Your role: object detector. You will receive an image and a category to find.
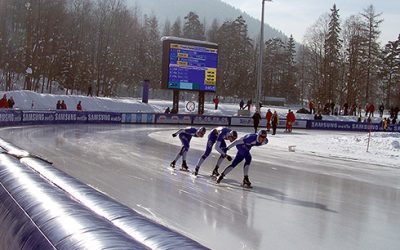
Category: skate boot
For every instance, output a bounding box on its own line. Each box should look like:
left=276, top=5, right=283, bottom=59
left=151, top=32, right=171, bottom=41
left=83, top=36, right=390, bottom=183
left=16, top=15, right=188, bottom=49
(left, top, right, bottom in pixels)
left=194, top=167, right=199, bottom=176
left=181, top=161, right=189, bottom=171
left=170, top=161, right=176, bottom=169
left=242, top=175, right=252, bottom=188
left=216, top=173, right=225, bottom=184
left=211, top=166, right=220, bottom=177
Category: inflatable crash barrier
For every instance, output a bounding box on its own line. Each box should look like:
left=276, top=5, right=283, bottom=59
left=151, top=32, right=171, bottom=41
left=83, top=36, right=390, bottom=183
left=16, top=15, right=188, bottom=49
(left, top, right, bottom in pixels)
left=0, top=139, right=208, bottom=250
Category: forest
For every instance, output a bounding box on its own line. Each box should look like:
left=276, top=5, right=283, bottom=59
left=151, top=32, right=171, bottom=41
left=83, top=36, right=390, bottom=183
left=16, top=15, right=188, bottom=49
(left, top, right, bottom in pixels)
left=0, top=0, right=399, bottom=107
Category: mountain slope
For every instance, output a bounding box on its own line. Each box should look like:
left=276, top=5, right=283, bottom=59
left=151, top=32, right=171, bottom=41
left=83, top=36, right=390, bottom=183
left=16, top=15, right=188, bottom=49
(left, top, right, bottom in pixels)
left=127, top=0, right=288, bottom=41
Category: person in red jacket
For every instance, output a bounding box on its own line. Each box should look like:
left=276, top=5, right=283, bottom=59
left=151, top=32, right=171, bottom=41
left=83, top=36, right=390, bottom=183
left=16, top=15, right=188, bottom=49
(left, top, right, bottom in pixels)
left=213, top=96, right=219, bottom=110
left=265, top=109, right=272, bottom=132
left=0, top=94, right=9, bottom=108
left=76, top=101, right=82, bottom=111
left=286, top=110, right=296, bottom=133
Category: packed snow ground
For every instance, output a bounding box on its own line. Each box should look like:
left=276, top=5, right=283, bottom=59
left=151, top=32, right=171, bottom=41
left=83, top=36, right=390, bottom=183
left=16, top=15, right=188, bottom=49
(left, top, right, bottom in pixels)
left=1, top=90, right=399, bottom=168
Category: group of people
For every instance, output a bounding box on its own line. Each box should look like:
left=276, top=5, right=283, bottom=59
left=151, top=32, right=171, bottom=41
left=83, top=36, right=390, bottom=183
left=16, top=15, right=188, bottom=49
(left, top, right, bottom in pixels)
left=169, top=126, right=269, bottom=188
left=0, top=94, right=15, bottom=108
left=56, top=100, right=83, bottom=111
left=239, top=99, right=253, bottom=111
left=255, top=109, right=293, bottom=135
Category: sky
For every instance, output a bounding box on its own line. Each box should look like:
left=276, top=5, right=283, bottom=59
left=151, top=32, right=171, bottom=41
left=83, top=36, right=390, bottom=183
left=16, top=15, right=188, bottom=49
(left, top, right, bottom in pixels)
left=2, top=90, right=399, bottom=168
left=221, top=0, right=399, bottom=44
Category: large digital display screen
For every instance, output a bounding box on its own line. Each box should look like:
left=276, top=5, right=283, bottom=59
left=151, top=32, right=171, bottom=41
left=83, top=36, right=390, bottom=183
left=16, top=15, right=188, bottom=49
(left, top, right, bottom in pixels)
left=161, top=37, right=218, bottom=92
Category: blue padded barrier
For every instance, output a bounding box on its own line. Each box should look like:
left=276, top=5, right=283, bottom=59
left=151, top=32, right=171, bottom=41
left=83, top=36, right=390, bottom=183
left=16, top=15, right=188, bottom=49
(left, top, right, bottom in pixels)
left=0, top=139, right=208, bottom=250
left=0, top=153, right=150, bottom=250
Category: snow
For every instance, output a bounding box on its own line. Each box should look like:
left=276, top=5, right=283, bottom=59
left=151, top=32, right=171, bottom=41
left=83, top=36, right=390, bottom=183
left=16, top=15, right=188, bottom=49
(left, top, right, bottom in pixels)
left=1, top=90, right=399, bottom=168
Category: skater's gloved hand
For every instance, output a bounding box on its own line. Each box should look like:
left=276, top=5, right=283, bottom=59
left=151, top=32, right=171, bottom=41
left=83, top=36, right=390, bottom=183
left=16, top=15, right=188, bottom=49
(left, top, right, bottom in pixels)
left=172, top=133, right=177, bottom=137
left=226, top=155, right=232, bottom=161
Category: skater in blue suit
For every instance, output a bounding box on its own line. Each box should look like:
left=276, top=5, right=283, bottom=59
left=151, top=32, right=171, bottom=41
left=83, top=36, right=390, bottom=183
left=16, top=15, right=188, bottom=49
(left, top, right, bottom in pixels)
left=194, top=127, right=238, bottom=176
left=217, top=129, right=268, bottom=188
left=170, top=126, right=206, bottom=170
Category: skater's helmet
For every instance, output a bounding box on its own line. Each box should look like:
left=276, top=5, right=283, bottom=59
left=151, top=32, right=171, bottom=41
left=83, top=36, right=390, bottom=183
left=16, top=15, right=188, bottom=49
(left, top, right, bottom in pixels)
left=197, top=127, right=206, bottom=137
left=227, top=130, right=238, bottom=142
left=257, top=129, right=267, bottom=143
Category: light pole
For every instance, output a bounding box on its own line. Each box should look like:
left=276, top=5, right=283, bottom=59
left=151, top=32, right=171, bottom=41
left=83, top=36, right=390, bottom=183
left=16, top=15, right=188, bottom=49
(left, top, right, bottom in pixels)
left=256, top=0, right=271, bottom=112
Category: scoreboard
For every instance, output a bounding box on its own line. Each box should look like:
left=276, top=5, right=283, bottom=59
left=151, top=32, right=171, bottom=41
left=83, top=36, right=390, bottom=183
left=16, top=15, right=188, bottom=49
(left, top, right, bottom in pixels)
left=161, top=37, right=218, bottom=92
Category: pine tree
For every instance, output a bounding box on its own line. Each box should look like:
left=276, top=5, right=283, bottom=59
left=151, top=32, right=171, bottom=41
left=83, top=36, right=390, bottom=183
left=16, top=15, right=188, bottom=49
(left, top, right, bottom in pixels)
left=324, top=4, right=342, bottom=103
left=183, top=12, right=205, bottom=41
left=171, top=17, right=182, bottom=37
left=360, top=5, right=383, bottom=104
left=380, top=36, right=400, bottom=107
left=284, top=35, right=298, bottom=103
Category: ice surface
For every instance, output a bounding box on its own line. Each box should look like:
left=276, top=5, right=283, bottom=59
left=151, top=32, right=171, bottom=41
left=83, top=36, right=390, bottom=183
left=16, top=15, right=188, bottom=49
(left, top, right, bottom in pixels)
left=0, top=124, right=399, bottom=250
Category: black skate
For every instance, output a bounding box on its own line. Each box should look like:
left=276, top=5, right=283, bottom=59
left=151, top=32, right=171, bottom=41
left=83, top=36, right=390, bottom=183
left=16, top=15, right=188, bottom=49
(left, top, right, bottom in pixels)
left=242, top=175, right=252, bottom=188
left=194, top=167, right=199, bottom=176
left=180, top=161, right=189, bottom=171
left=170, top=161, right=176, bottom=169
left=216, top=174, right=225, bottom=184
left=211, top=167, right=220, bottom=177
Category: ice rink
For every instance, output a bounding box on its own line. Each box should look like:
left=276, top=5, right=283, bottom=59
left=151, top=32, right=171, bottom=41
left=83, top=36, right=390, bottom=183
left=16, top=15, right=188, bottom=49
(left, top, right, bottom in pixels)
left=1, top=124, right=399, bottom=250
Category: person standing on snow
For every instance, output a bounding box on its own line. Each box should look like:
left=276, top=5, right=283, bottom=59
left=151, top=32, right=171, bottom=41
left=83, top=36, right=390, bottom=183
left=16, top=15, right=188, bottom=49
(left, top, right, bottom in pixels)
left=0, top=94, right=9, bottom=108
left=194, top=127, right=238, bottom=176
left=271, top=111, right=279, bottom=135
left=265, top=109, right=272, bottom=132
left=286, top=110, right=296, bottom=132
left=170, top=127, right=206, bottom=171
left=76, top=101, right=82, bottom=111
left=216, top=130, right=269, bottom=188
left=213, top=96, right=219, bottom=110
left=239, top=99, right=244, bottom=110
left=252, top=110, right=261, bottom=133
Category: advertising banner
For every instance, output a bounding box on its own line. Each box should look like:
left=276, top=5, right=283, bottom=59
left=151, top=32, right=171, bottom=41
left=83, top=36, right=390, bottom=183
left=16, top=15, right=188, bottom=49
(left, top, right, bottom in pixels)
left=122, top=113, right=155, bottom=124
left=0, top=110, right=22, bottom=126
left=87, top=112, right=122, bottom=123
left=22, top=111, right=55, bottom=124
left=155, top=114, right=192, bottom=124
left=307, top=120, right=400, bottom=132
left=193, top=115, right=229, bottom=125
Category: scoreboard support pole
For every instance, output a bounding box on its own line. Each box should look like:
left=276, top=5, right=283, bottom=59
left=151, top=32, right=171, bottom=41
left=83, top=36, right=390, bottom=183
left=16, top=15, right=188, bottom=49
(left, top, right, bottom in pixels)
left=173, top=90, right=179, bottom=113
left=198, top=92, right=205, bottom=115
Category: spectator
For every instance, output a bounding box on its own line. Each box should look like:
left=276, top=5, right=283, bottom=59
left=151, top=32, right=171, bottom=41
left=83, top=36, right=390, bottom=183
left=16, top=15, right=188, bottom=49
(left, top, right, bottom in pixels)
left=56, top=100, right=61, bottom=109
left=382, top=118, right=388, bottom=131
left=314, top=112, right=322, bottom=120
left=286, top=110, right=296, bottom=133
left=246, top=99, right=252, bottom=111
left=213, top=96, right=219, bottom=110
left=379, top=103, right=384, bottom=118
left=309, top=100, right=315, bottom=114
left=365, top=103, right=370, bottom=117
left=265, top=109, right=272, bottom=132
left=317, top=101, right=323, bottom=113
left=369, top=103, right=375, bottom=117
left=7, top=96, right=15, bottom=108
left=164, top=107, right=170, bottom=114
left=252, top=110, right=261, bottom=133
left=271, top=111, right=279, bottom=135
left=350, top=103, right=357, bottom=116
left=61, top=100, right=67, bottom=110
left=343, top=102, right=349, bottom=116
left=330, top=101, right=335, bottom=115
left=87, top=85, right=93, bottom=96
left=0, top=94, right=8, bottom=108
left=239, top=99, right=244, bottom=110
left=76, top=101, right=82, bottom=111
